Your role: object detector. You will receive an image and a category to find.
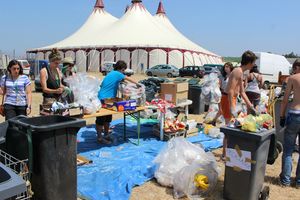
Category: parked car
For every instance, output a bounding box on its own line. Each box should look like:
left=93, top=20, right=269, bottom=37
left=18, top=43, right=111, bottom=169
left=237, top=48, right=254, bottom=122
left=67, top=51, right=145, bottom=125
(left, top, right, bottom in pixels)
left=101, top=61, right=134, bottom=76
left=179, top=65, right=205, bottom=78
left=101, top=61, right=116, bottom=76
left=34, top=75, right=42, bottom=92
left=28, top=59, right=49, bottom=80
left=17, top=59, right=30, bottom=76
left=146, top=64, right=179, bottom=78
left=203, top=64, right=223, bottom=75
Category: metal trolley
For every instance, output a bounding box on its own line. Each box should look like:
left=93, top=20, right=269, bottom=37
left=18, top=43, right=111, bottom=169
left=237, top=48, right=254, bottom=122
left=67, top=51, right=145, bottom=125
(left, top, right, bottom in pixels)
left=0, top=149, right=33, bottom=199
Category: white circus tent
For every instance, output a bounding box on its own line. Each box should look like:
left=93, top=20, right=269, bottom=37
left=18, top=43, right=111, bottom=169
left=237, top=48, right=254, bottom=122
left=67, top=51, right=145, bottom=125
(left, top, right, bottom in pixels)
left=27, top=0, right=222, bottom=73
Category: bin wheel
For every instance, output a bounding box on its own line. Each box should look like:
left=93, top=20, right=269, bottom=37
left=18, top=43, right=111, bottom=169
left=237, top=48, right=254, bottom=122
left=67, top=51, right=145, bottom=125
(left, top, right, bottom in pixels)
left=276, top=141, right=283, bottom=153
left=259, top=186, right=270, bottom=200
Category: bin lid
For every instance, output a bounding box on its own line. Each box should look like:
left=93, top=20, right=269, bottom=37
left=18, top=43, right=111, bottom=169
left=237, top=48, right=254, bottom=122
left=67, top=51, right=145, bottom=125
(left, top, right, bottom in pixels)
left=220, top=127, right=274, bottom=141
left=9, top=115, right=86, bottom=132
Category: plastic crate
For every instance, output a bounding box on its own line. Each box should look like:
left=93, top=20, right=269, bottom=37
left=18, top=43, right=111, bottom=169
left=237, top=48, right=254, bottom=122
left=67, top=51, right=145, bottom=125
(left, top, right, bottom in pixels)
left=0, top=149, right=33, bottom=199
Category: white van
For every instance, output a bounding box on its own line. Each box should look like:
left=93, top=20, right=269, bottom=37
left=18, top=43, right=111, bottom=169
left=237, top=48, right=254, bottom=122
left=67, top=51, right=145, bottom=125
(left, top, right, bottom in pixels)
left=17, top=59, right=30, bottom=76
left=254, top=52, right=291, bottom=85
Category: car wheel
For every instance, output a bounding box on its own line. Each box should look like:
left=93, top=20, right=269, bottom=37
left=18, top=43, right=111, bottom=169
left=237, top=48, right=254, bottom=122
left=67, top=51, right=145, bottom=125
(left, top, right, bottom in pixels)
left=167, top=73, right=173, bottom=78
left=147, top=72, right=153, bottom=76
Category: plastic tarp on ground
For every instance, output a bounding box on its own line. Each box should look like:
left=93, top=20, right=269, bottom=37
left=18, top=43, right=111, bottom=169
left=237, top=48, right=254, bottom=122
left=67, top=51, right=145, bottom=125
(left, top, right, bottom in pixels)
left=77, top=118, right=222, bottom=200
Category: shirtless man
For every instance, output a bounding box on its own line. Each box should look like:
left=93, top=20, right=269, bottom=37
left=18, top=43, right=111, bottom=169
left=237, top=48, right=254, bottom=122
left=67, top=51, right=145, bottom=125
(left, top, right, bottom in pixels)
left=279, top=59, right=300, bottom=188
left=225, top=50, right=257, bottom=119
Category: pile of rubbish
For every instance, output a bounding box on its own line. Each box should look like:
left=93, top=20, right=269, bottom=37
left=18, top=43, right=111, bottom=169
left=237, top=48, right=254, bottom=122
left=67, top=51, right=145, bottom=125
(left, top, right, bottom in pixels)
left=154, top=138, right=219, bottom=199
left=119, top=82, right=146, bottom=106
left=65, top=73, right=102, bottom=114
left=139, top=77, right=169, bottom=102
left=200, top=73, right=221, bottom=104
left=235, top=113, right=273, bottom=132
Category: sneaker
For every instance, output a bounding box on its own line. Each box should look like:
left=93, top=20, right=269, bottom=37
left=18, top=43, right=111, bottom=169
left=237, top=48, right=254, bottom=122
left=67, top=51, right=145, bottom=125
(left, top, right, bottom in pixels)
left=278, top=178, right=290, bottom=187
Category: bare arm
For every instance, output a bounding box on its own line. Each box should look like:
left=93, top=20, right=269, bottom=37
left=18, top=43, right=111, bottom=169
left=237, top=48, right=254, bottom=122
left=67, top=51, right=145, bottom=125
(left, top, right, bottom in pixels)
left=240, top=77, right=253, bottom=108
left=124, top=76, right=139, bottom=85
left=26, top=84, right=32, bottom=114
left=26, top=84, right=32, bottom=107
left=40, top=68, right=62, bottom=94
left=227, top=73, right=237, bottom=113
left=280, top=77, right=292, bottom=117
left=258, top=74, right=264, bottom=89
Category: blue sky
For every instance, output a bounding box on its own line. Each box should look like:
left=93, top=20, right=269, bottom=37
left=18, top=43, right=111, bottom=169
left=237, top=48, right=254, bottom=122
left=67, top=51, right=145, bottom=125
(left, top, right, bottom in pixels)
left=0, top=0, right=299, bottom=57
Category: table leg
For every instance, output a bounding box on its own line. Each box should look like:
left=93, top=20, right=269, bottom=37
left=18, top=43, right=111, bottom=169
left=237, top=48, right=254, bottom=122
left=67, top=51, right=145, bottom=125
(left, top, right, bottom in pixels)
left=185, top=105, right=189, bottom=117
left=137, top=111, right=141, bottom=145
left=123, top=113, right=126, bottom=141
left=160, top=112, right=165, bottom=141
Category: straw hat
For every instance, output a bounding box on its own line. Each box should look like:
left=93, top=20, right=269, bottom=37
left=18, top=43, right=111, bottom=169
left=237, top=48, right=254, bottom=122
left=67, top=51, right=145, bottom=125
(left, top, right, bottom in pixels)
left=62, top=57, right=75, bottom=65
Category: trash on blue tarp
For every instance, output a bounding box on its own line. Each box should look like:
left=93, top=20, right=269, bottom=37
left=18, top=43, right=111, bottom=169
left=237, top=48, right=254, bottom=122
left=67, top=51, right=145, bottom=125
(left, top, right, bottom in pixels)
left=77, top=118, right=222, bottom=200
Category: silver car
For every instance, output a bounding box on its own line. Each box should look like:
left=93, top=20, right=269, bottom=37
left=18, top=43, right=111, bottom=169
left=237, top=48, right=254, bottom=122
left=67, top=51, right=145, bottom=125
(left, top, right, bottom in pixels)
left=146, top=64, right=179, bottom=78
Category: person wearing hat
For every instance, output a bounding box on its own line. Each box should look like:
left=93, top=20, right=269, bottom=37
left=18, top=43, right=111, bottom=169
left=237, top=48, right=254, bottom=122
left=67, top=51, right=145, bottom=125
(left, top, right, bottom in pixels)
left=62, top=57, right=76, bottom=78
left=61, top=57, right=76, bottom=87
left=40, top=48, right=65, bottom=107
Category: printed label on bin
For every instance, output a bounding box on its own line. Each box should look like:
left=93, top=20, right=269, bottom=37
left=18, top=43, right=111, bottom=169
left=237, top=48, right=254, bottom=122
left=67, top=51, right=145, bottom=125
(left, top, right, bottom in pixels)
left=226, top=148, right=251, bottom=171
left=164, top=94, right=173, bottom=101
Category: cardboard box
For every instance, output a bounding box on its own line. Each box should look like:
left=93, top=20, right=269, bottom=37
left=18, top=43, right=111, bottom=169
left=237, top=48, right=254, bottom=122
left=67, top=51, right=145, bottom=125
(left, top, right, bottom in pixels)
left=113, top=100, right=136, bottom=111
left=160, top=82, right=188, bottom=105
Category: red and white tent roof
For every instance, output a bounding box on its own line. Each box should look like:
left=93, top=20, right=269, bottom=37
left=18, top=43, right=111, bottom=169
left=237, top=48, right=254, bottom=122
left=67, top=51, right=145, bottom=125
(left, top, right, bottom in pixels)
left=29, top=0, right=221, bottom=61
left=41, top=0, right=117, bottom=49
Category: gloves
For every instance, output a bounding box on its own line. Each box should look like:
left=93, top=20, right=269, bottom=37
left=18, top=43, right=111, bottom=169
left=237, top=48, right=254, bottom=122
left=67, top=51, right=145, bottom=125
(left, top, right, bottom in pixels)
left=249, top=106, right=259, bottom=116
left=280, top=117, right=286, bottom=127
left=136, top=83, right=142, bottom=88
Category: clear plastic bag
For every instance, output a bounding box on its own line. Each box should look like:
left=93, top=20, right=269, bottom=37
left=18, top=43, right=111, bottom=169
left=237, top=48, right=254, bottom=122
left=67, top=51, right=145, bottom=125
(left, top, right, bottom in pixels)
left=200, top=73, right=221, bottom=104
left=204, top=104, right=219, bottom=123
left=64, top=73, right=101, bottom=114
left=173, top=161, right=218, bottom=199
left=154, top=138, right=217, bottom=187
left=119, top=82, right=146, bottom=106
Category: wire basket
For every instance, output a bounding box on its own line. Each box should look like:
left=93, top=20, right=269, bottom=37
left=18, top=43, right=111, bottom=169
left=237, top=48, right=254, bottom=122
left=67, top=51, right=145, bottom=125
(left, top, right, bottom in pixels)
left=0, top=149, right=33, bottom=199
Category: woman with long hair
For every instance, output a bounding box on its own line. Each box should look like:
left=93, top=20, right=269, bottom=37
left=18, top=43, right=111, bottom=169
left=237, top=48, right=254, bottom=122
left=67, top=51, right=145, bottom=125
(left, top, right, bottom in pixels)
left=1, top=60, right=32, bottom=120
left=40, top=48, right=65, bottom=107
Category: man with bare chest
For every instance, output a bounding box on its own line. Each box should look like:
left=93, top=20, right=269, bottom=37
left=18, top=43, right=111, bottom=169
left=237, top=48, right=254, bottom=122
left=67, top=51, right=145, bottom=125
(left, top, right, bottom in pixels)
left=279, top=59, right=300, bottom=188
left=225, top=50, right=257, bottom=118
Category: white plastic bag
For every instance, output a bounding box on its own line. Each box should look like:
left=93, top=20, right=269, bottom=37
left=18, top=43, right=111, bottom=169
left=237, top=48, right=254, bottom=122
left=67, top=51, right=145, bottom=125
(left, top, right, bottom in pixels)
left=65, top=73, right=101, bottom=114
left=154, top=138, right=217, bottom=187
left=173, top=161, right=218, bottom=199
left=204, top=104, right=219, bottom=123
left=201, top=73, right=221, bottom=104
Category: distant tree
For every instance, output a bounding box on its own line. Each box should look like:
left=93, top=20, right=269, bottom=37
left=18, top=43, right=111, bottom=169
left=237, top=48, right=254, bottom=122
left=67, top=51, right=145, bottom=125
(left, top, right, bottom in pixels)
left=283, top=52, right=299, bottom=58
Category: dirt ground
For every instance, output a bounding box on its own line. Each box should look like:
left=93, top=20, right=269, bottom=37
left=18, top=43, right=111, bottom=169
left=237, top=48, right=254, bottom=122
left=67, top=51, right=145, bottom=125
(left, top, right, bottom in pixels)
left=1, top=73, right=299, bottom=200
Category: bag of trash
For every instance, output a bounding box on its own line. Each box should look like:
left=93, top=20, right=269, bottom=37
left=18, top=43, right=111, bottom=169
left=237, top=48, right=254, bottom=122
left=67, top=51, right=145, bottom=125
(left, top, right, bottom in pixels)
left=154, top=138, right=217, bottom=187
left=173, top=161, right=218, bottom=199
left=204, top=104, right=219, bottom=123
left=65, top=73, right=101, bottom=114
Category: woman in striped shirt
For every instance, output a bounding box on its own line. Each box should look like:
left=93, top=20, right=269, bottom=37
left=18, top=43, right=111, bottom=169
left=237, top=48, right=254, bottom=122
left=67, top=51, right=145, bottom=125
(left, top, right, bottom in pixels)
left=1, top=60, right=32, bottom=120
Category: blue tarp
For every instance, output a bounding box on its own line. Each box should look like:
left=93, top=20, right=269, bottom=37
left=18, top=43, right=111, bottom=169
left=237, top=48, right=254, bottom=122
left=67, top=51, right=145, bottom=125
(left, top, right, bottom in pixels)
left=77, top=118, right=222, bottom=200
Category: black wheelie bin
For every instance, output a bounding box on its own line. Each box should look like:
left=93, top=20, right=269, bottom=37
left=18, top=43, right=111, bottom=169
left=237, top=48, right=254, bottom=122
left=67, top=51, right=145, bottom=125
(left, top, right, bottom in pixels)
left=221, top=127, right=274, bottom=200
left=5, top=115, right=86, bottom=200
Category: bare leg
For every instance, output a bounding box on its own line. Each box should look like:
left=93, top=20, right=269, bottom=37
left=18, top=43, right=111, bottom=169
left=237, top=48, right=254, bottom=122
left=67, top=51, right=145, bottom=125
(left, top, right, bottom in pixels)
left=96, top=124, right=104, bottom=137
left=103, top=122, right=112, bottom=141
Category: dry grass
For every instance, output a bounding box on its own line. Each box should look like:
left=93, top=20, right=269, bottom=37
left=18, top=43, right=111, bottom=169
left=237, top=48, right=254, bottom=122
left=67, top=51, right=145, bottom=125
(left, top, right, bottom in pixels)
left=1, top=73, right=299, bottom=200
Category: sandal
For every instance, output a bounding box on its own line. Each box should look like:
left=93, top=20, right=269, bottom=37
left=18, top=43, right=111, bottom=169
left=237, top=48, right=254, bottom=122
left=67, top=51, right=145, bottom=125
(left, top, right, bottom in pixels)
left=97, top=137, right=111, bottom=144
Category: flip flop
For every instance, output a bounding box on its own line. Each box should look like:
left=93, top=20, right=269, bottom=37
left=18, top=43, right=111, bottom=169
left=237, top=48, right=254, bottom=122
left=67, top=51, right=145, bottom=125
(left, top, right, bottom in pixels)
left=97, top=137, right=111, bottom=144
